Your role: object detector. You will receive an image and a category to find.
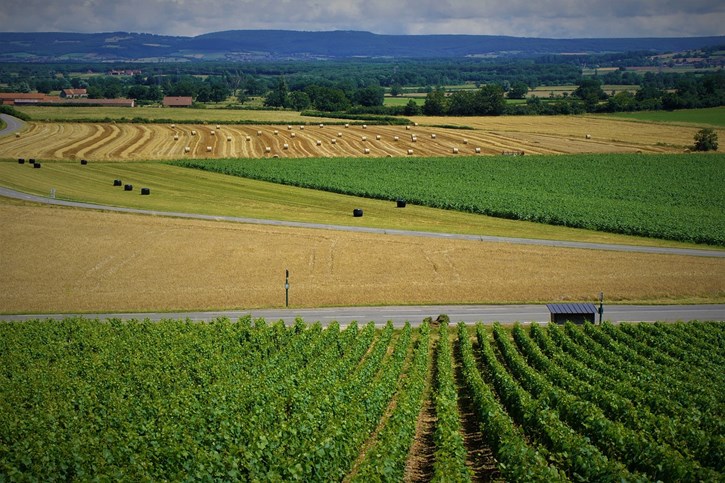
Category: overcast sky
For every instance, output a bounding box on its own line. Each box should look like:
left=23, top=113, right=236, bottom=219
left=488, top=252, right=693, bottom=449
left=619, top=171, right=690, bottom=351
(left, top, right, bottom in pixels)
left=2, top=0, right=724, bottom=38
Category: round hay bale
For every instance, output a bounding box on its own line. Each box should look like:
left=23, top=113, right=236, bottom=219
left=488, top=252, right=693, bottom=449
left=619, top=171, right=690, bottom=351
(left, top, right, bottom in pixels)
left=406, top=125, right=411, bottom=130
left=265, top=147, right=272, bottom=153
left=81, top=159, right=88, bottom=165
left=412, top=136, right=417, bottom=142
left=15, top=133, right=20, bottom=138
left=331, top=138, right=337, bottom=144
left=18, top=158, right=25, bottom=164
left=362, top=124, right=367, bottom=129
left=216, top=125, right=221, bottom=130
left=475, top=147, right=481, bottom=153
left=171, top=124, right=175, bottom=129
left=394, top=136, right=399, bottom=141
left=463, top=138, right=468, bottom=144
left=246, top=136, right=251, bottom=141
left=227, top=136, right=232, bottom=142
left=283, top=143, right=289, bottom=150
left=345, top=123, right=349, bottom=128
left=376, top=135, right=381, bottom=140
left=316, top=140, right=322, bottom=146
left=124, top=184, right=133, bottom=191
left=431, top=133, right=436, bottom=139
left=585, top=134, right=592, bottom=139
left=396, top=199, right=406, bottom=208
left=452, top=147, right=459, bottom=154
left=337, top=132, right=343, bottom=137
left=184, top=146, right=191, bottom=153
left=141, top=187, right=150, bottom=195
left=299, top=125, right=305, bottom=130
left=272, top=154, right=279, bottom=158
left=287, top=125, right=292, bottom=130
left=257, top=130, right=262, bottom=136
left=407, top=149, right=413, bottom=155
left=273, top=130, right=279, bottom=135
left=364, top=148, right=370, bottom=154
left=191, top=130, right=197, bottom=136
left=353, top=208, right=363, bottom=217
left=173, top=134, right=179, bottom=140
left=113, top=179, right=122, bottom=186
left=319, top=123, right=324, bottom=128
left=361, top=136, right=367, bottom=141
left=206, top=146, right=212, bottom=152
left=414, top=122, right=419, bottom=126
left=291, top=132, right=296, bottom=138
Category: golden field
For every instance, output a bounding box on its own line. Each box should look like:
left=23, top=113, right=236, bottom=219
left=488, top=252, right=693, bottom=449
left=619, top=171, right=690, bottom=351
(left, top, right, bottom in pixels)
left=0, top=114, right=706, bottom=161
left=1, top=112, right=723, bottom=313
left=1, top=200, right=723, bottom=314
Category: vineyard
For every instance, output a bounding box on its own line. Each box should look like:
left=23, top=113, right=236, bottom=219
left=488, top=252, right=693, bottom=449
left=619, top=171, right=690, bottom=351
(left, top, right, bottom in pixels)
left=1, top=318, right=722, bottom=481
left=174, top=153, right=725, bottom=246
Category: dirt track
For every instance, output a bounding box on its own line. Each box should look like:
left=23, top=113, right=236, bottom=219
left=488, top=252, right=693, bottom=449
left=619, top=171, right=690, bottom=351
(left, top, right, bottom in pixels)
left=0, top=116, right=695, bottom=161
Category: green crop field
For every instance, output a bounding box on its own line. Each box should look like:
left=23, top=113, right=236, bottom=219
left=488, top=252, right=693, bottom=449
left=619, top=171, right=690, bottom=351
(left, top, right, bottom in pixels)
left=605, top=107, right=725, bottom=127
left=11, top=105, right=336, bottom=124
left=0, top=318, right=721, bottom=481
left=3, top=159, right=705, bottom=249
left=383, top=96, right=423, bottom=107
left=172, top=153, right=725, bottom=246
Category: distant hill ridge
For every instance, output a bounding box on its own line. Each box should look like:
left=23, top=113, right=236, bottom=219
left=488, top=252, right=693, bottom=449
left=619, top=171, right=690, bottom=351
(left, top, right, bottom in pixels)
left=1, top=30, right=723, bottom=61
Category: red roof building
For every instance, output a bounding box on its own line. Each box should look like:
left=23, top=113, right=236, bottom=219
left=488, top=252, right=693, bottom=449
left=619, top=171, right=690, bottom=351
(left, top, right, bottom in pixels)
left=163, top=96, right=193, bottom=107
left=0, top=92, right=53, bottom=105
left=60, top=88, right=88, bottom=98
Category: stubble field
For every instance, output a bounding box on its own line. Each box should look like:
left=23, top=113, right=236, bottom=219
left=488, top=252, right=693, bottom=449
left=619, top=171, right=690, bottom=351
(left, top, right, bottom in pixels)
left=1, top=200, right=723, bottom=314
left=0, top=114, right=705, bottom=161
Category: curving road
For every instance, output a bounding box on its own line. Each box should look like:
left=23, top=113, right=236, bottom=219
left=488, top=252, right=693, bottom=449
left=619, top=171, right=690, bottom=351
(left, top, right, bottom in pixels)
left=1, top=186, right=723, bottom=258
left=1, top=304, right=724, bottom=325
left=0, top=113, right=24, bottom=136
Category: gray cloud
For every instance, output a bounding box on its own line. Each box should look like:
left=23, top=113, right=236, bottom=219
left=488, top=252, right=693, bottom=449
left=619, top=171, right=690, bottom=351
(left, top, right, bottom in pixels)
left=1, top=0, right=723, bottom=38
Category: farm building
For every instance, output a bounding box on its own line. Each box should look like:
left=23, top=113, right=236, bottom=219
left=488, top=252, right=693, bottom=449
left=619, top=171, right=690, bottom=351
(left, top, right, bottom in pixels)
left=0, top=93, right=53, bottom=105
left=163, top=96, right=193, bottom=108
left=51, top=98, right=135, bottom=107
left=60, top=88, right=88, bottom=99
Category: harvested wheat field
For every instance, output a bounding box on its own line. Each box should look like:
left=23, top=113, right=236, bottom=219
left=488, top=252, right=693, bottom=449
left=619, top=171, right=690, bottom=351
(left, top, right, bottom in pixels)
left=0, top=115, right=702, bottom=161
left=1, top=202, right=722, bottom=314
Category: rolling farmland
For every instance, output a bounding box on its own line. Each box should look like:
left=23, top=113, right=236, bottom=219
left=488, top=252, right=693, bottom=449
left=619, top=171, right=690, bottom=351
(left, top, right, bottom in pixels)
left=0, top=318, right=722, bottom=481
left=0, top=115, right=707, bottom=161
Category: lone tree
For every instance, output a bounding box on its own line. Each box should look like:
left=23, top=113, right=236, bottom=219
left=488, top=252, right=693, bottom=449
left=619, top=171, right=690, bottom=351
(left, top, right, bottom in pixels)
left=693, top=128, right=718, bottom=151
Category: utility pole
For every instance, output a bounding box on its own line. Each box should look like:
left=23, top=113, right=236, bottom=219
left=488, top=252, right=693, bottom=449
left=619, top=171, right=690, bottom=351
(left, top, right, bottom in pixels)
left=285, top=269, right=290, bottom=308
left=598, top=291, right=604, bottom=324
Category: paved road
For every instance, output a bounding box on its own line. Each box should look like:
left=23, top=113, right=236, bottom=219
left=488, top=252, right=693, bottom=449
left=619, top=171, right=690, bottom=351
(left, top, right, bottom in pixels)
left=0, top=113, right=24, bottom=136
left=2, top=304, right=723, bottom=325
left=1, top=186, right=723, bottom=258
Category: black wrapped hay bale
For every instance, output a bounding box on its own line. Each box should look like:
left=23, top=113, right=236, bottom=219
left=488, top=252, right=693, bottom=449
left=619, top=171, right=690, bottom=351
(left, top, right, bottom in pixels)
left=81, top=159, right=88, bottom=165
left=124, top=184, right=133, bottom=191
left=396, top=199, right=406, bottom=208
left=18, top=158, right=24, bottom=164
left=113, top=179, right=122, bottom=186
left=353, top=208, right=363, bottom=217
left=29, top=158, right=35, bottom=164
left=33, top=163, right=41, bottom=168
left=141, top=188, right=150, bottom=195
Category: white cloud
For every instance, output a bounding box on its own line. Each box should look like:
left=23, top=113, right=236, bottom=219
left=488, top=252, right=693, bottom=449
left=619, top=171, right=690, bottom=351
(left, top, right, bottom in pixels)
left=1, top=0, right=723, bottom=38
